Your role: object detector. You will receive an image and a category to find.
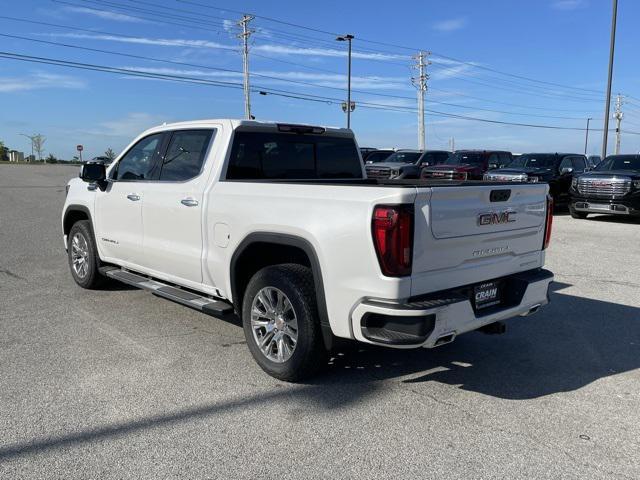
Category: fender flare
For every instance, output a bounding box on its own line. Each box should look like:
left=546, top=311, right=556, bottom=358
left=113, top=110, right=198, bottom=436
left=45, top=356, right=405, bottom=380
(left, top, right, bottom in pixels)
left=230, top=232, right=334, bottom=347
left=62, top=204, right=94, bottom=235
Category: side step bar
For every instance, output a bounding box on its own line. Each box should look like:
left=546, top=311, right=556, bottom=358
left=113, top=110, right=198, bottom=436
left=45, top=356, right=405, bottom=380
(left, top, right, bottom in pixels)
left=100, top=267, right=234, bottom=316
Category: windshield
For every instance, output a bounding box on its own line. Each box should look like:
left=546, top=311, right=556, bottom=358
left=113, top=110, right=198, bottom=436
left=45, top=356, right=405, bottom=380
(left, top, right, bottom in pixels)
left=595, top=155, right=640, bottom=171
left=383, top=151, right=422, bottom=164
left=365, top=151, right=393, bottom=163
left=446, top=152, right=483, bottom=165
left=508, top=154, right=558, bottom=168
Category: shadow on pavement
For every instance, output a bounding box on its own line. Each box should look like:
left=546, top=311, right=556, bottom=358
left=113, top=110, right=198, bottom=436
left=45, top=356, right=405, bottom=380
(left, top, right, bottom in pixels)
left=326, top=281, right=640, bottom=399
left=2, top=282, right=638, bottom=461
left=586, top=214, right=640, bottom=224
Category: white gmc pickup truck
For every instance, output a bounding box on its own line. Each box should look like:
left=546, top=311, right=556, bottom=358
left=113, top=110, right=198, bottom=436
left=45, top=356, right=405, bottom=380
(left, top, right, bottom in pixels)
left=62, top=119, right=554, bottom=381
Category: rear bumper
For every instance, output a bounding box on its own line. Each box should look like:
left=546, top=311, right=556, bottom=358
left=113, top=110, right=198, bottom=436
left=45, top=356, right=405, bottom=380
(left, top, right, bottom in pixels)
left=350, top=268, right=553, bottom=348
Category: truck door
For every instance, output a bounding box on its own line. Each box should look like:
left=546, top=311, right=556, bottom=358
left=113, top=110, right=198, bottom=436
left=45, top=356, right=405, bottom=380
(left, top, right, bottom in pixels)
left=94, top=133, right=165, bottom=266
left=139, top=129, right=216, bottom=285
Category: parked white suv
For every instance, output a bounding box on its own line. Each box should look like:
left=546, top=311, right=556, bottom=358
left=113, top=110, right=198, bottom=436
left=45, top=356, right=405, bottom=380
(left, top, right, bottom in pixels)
left=62, top=119, right=554, bottom=381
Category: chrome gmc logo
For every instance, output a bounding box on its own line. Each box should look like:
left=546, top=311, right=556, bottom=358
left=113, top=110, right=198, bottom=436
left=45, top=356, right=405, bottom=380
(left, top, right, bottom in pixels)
left=592, top=181, right=612, bottom=187
left=478, top=211, right=516, bottom=226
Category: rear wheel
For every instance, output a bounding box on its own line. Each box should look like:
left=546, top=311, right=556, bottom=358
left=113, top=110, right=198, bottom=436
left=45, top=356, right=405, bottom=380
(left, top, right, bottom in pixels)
left=242, top=264, right=327, bottom=381
left=569, top=205, right=588, bottom=219
left=67, top=220, right=106, bottom=289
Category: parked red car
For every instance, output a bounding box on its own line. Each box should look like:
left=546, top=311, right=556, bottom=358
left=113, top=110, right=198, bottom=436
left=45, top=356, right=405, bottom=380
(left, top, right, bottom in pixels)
left=421, top=150, right=513, bottom=180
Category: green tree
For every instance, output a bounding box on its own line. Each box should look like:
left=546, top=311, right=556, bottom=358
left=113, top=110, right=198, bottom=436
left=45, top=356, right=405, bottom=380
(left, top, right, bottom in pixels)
left=105, top=148, right=116, bottom=161
left=0, top=140, right=8, bottom=161
left=46, top=154, right=58, bottom=164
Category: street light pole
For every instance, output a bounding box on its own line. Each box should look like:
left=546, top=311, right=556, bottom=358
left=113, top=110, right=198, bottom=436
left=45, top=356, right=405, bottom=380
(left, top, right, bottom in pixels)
left=601, top=0, right=618, bottom=159
left=336, top=34, right=354, bottom=129
left=584, top=117, right=592, bottom=155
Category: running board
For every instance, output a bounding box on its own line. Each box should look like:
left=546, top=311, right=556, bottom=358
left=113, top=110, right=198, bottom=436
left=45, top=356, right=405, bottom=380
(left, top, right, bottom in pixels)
left=101, top=267, right=233, bottom=316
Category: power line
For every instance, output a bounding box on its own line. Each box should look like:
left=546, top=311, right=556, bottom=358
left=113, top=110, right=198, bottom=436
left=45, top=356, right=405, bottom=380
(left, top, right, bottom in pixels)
left=176, top=0, right=608, bottom=97
left=0, top=25, right=599, bottom=121
left=89, top=0, right=608, bottom=100
left=50, top=1, right=621, bottom=103
left=50, top=0, right=230, bottom=35
left=4, top=50, right=634, bottom=134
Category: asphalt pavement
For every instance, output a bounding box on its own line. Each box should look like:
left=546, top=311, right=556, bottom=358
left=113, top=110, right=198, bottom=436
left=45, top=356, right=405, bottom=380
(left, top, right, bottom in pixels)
left=1, top=164, right=639, bottom=479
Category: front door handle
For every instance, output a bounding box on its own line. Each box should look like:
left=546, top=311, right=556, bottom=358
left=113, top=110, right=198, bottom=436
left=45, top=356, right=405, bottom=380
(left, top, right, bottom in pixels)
left=126, top=193, right=141, bottom=201
left=181, top=197, right=199, bottom=207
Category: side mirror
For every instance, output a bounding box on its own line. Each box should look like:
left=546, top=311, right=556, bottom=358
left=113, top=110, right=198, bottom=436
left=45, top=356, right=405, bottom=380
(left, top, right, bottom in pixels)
left=560, top=167, right=574, bottom=175
left=80, top=162, right=106, bottom=182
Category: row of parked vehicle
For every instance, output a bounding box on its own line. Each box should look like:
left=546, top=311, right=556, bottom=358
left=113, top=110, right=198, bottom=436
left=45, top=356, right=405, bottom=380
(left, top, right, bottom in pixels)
left=361, top=147, right=639, bottom=219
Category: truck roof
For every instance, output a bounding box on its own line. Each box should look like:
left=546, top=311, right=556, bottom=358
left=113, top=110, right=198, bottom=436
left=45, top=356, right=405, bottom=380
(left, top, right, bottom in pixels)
left=140, top=119, right=353, bottom=137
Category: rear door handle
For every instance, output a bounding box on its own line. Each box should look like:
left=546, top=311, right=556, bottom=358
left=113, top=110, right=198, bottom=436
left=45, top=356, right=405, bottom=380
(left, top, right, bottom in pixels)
left=181, top=197, right=199, bottom=207
left=126, top=193, right=141, bottom=201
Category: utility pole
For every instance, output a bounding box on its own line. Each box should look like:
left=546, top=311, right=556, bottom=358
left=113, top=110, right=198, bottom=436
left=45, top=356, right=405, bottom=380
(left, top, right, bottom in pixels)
left=584, top=118, right=592, bottom=155
left=449, top=137, right=455, bottom=153
left=412, top=51, right=430, bottom=150
left=336, top=34, right=354, bottom=129
left=614, top=93, right=623, bottom=154
left=238, top=14, right=254, bottom=120
left=19, top=133, right=35, bottom=162
left=602, top=0, right=618, bottom=159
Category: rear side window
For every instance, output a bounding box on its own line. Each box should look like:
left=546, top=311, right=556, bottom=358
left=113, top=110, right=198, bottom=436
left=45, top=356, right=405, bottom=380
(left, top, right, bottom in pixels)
left=114, top=133, right=163, bottom=181
left=159, top=129, right=214, bottom=181
left=226, top=132, right=362, bottom=180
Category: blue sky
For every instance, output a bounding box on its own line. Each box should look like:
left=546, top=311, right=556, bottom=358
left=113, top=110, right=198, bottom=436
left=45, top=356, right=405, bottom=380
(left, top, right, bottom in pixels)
left=1, top=0, right=640, bottom=159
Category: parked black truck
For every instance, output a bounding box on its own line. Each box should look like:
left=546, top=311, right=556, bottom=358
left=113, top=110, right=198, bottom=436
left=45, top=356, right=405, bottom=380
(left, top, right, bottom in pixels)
left=485, top=153, right=588, bottom=204
left=569, top=154, right=640, bottom=219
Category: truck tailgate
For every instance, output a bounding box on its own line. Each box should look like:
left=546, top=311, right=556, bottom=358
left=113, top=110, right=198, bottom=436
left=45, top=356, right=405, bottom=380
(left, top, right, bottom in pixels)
left=411, top=183, right=549, bottom=296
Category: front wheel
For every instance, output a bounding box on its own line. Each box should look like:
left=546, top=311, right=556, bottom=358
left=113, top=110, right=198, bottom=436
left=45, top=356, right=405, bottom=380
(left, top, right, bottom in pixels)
left=242, top=264, right=327, bottom=381
left=569, top=205, right=588, bottom=219
left=67, top=220, right=106, bottom=289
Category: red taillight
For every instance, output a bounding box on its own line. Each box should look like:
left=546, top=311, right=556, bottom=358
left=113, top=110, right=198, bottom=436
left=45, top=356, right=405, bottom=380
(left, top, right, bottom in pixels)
left=372, top=205, right=413, bottom=276
left=543, top=195, right=553, bottom=249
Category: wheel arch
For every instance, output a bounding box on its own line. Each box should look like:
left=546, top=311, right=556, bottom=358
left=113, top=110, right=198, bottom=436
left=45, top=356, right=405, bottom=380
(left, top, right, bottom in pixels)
left=63, top=204, right=94, bottom=238
left=230, top=232, right=332, bottom=346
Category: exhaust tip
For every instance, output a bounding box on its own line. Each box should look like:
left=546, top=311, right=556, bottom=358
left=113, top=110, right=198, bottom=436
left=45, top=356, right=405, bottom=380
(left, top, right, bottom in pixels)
left=434, top=332, right=456, bottom=347
left=520, top=304, right=541, bottom=317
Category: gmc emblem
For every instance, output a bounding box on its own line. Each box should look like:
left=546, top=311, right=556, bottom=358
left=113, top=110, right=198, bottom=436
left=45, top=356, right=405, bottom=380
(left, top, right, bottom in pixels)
left=478, top=211, right=516, bottom=226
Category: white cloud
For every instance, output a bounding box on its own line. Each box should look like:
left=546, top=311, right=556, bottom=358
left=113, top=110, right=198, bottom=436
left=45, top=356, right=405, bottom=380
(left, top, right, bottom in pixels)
left=432, top=18, right=467, bottom=32
left=95, top=113, right=168, bottom=137
left=430, top=63, right=475, bottom=81
left=47, top=33, right=238, bottom=51
left=551, top=0, right=586, bottom=10
left=64, top=6, right=148, bottom=23
left=118, top=66, right=411, bottom=91
left=223, top=19, right=237, bottom=35
left=45, top=33, right=406, bottom=61
left=0, top=72, right=86, bottom=93
left=253, top=44, right=406, bottom=61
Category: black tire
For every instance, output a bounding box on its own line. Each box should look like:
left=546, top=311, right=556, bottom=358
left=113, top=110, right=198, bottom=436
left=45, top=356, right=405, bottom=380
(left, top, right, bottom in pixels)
left=242, top=264, right=327, bottom=382
left=67, top=220, right=106, bottom=289
left=569, top=205, right=588, bottom=219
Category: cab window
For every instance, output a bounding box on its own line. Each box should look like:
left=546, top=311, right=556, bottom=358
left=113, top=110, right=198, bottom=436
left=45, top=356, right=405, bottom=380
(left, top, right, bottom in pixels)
left=159, top=130, right=215, bottom=181
left=558, top=157, right=573, bottom=172
left=571, top=156, right=587, bottom=173
left=113, top=134, right=163, bottom=181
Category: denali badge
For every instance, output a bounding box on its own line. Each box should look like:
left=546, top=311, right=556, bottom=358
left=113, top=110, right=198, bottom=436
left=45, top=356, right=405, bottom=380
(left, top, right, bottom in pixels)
left=478, top=211, right=516, bottom=226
